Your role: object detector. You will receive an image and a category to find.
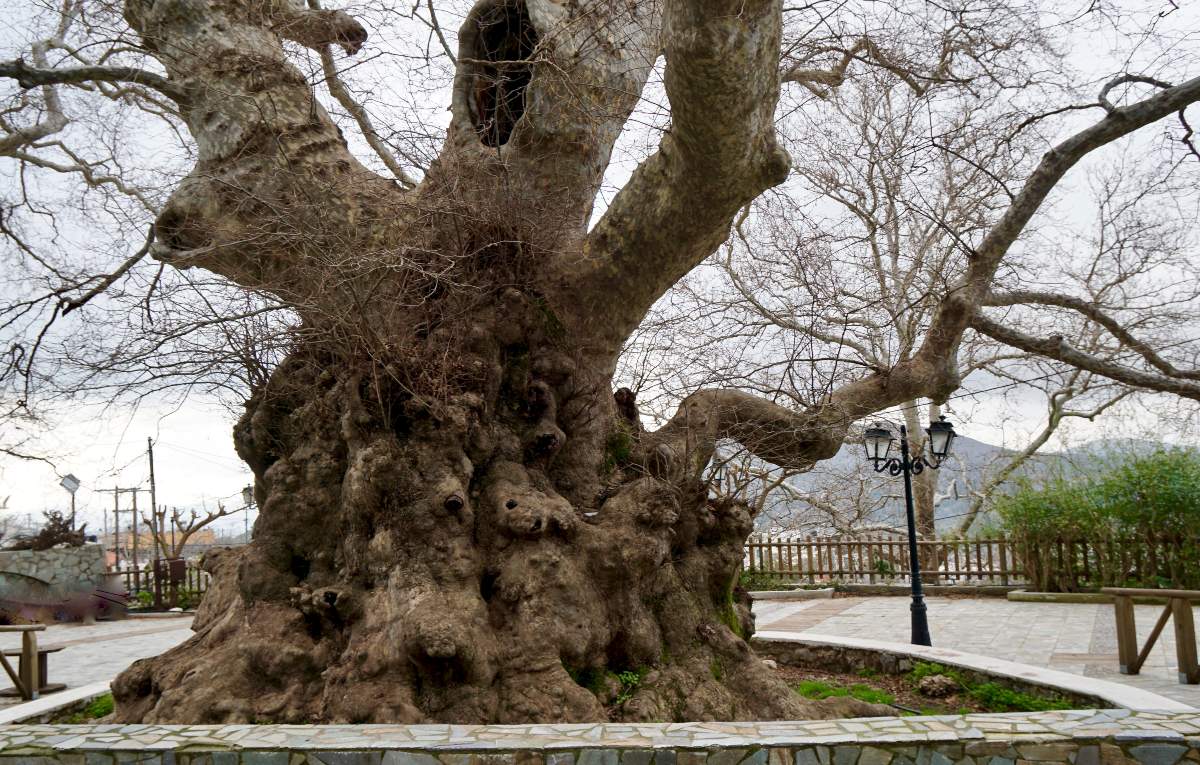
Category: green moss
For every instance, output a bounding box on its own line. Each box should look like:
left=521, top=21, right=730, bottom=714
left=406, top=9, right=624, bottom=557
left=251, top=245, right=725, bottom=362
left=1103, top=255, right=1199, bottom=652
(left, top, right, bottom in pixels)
left=792, top=680, right=893, bottom=705
left=602, top=430, right=634, bottom=473
left=567, top=666, right=608, bottom=696
left=532, top=296, right=567, bottom=342
left=59, top=692, right=114, bottom=723
left=710, top=658, right=726, bottom=681
left=716, top=577, right=745, bottom=639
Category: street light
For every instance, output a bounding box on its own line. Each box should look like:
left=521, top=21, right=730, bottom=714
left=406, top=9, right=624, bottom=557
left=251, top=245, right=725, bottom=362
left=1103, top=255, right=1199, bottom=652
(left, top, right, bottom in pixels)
left=862, top=415, right=958, bottom=646
left=59, top=474, right=81, bottom=530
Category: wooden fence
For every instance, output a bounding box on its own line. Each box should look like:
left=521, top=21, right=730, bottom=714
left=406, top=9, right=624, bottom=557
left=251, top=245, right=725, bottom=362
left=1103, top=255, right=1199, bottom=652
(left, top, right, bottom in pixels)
left=118, top=565, right=211, bottom=597
left=744, top=534, right=1200, bottom=589
left=743, top=534, right=1024, bottom=585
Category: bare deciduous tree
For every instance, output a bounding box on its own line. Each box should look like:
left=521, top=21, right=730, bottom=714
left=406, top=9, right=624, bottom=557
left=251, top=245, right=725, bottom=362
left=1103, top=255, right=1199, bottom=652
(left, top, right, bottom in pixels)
left=2, top=0, right=1200, bottom=727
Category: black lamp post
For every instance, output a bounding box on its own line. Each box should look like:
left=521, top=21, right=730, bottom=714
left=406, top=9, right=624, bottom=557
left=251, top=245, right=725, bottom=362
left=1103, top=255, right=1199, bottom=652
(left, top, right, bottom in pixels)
left=863, top=415, right=957, bottom=647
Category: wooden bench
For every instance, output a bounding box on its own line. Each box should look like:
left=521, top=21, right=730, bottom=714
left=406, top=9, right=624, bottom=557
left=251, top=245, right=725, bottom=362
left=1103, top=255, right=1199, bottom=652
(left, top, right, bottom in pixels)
left=0, top=644, right=66, bottom=697
left=1101, top=587, right=1200, bottom=684
left=0, top=624, right=46, bottom=700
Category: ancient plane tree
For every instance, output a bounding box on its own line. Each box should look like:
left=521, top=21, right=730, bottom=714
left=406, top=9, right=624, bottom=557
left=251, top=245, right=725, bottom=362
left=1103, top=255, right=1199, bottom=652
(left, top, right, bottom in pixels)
left=3, top=0, right=1200, bottom=724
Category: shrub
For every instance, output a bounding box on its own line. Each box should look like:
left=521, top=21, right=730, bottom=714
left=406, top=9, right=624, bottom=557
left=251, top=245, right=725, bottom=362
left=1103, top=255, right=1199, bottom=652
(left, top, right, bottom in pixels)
left=995, top=448, right=1200, bottom=590
left=4, top=511, right=85, bottom=551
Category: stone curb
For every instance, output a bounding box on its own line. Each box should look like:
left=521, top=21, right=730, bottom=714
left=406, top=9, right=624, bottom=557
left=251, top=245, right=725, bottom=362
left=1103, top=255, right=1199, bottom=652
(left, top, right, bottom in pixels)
left=751, top=590, right=835, bottom=601
left=754, top=631, right=1194, bottom=712
left=1006, top=592, right=1176, bottom=606
left=0, top=681, right=110, bottom=724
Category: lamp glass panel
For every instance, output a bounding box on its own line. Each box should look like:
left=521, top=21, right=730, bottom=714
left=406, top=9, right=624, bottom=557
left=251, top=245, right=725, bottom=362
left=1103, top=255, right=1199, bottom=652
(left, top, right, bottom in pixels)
left=863, top=426, right=893, bottom=461
left=926, top=419, right=956, bottom=458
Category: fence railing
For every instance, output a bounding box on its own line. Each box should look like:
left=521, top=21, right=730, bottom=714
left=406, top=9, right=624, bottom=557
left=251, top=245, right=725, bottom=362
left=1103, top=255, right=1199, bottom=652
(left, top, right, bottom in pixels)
left=744, top=534, right=1200, bottom=590
left=117, top=565, right=210, bottom=597
left=743, top=534, right=1023, bottom=585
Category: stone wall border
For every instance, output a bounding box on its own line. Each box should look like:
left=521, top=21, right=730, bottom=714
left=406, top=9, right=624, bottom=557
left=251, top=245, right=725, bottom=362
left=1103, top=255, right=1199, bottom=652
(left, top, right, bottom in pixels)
left=0, top=709, right=1197, bottom=764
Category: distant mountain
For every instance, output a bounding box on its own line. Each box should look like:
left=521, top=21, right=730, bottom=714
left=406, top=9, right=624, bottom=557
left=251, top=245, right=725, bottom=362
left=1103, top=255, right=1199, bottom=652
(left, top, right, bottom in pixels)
left=747, top=435, right=1188, bottom=537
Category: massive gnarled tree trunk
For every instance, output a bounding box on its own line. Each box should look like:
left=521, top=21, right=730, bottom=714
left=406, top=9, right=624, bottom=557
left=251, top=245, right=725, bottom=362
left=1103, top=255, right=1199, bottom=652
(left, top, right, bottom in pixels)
left=105, top=0, right=866, bottom=724
left=79, top=0, right=1200, bottom=724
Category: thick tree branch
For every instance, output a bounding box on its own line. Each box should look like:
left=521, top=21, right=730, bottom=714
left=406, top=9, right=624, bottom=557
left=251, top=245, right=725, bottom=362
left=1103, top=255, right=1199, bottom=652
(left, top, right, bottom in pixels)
left=120, top=0, right=403, bottom=298
left=575, top=0, right=791, bottom=351
left=984, top=289, right=1200, bottom=381
left=970, top=313, right=1200, bottom=400
left=645, top=389, right=843, bottom=478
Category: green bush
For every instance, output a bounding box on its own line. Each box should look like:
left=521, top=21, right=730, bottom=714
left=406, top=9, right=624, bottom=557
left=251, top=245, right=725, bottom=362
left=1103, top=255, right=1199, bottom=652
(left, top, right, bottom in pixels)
left=175, top=588, right=204, bottom=610
left=738, top=569, right=794, bottom=591
left=995, top=448, right=1200, bottom=591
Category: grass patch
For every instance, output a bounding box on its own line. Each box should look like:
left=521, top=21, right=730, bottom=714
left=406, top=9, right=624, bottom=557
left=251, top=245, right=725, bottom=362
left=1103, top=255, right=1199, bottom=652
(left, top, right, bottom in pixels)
left=792, top=679, right=895, bottom=705
left=58, top=692, right=113, bottom=723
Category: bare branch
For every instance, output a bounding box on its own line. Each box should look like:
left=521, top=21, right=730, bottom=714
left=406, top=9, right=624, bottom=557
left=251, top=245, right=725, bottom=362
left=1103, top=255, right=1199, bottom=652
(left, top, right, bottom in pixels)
left=61, top=227, right=157, bottom=315
left=984, top=289, right=1200, bottom=381
left=0, top=58, right=186, bottom=103
left=969, top=313, right=1200, bottom=401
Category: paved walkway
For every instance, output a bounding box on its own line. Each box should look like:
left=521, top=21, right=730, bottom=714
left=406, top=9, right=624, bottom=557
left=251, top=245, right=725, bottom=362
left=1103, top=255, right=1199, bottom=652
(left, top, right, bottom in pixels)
left=753, top=596, right=1200, bottom=706
left=0, top=615, right=193, bottom=709
left=1, top=600, right=1196, bottom=716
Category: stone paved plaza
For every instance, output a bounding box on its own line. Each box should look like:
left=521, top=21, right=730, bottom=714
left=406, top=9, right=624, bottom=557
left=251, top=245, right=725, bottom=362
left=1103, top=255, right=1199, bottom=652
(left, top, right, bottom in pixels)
left=753, top=596, right=1200, bottom=706
left=0, top=615, right=193, bottom=709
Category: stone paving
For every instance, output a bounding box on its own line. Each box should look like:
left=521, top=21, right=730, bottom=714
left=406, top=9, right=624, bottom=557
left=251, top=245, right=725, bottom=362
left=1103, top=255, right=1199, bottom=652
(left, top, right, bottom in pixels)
left=0, top=710, right=1198, bottom=763
left=0, top=616, right=193, bottom=709
left=753, top=597, right=1200, bottom=706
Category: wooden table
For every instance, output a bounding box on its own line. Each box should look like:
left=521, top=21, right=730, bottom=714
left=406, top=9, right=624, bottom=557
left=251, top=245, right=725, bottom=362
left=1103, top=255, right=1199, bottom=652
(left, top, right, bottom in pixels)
left=1101, top=587, right=1199, bottom=684
left=0, top=624, right=46, bottom=700
left=0, top=645, right=65, bottom=697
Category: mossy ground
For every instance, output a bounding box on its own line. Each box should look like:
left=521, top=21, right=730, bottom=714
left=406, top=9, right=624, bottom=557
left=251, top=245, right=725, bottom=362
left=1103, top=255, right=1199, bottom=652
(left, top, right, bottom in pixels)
left=777, top=661, right=1081, bottom=716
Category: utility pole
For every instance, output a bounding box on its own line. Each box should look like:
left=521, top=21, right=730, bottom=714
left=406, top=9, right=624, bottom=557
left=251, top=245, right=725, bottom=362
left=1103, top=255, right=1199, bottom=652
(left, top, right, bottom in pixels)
left=148, top=433, right=163, bottom=608
left=96, top=487, right=146, bottom=572
left=112, top=491, right=120, bottom=569
left=131, top=489, right=139, bottom=574
left=147, top=438, right=158, bottom=545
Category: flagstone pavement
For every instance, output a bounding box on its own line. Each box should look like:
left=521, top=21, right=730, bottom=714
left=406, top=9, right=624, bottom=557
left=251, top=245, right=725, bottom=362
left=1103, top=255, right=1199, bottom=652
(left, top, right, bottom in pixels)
left=0, top=615, right=194, bottom=710
left=753, top=596, right=1200, bottom=707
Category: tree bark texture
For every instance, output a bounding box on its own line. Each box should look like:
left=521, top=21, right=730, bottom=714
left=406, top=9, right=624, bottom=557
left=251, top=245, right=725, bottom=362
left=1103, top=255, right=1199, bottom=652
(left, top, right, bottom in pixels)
left=90, top=0, right=1200, bottom=724
left=108, top=0, right=888, bottom=725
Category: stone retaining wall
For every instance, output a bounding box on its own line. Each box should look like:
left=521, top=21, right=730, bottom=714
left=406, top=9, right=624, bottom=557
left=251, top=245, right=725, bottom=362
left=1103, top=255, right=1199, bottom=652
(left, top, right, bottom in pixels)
left=0, top=545, right=105, bottom=592
left=0, top=710, right=1197, bottom=764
